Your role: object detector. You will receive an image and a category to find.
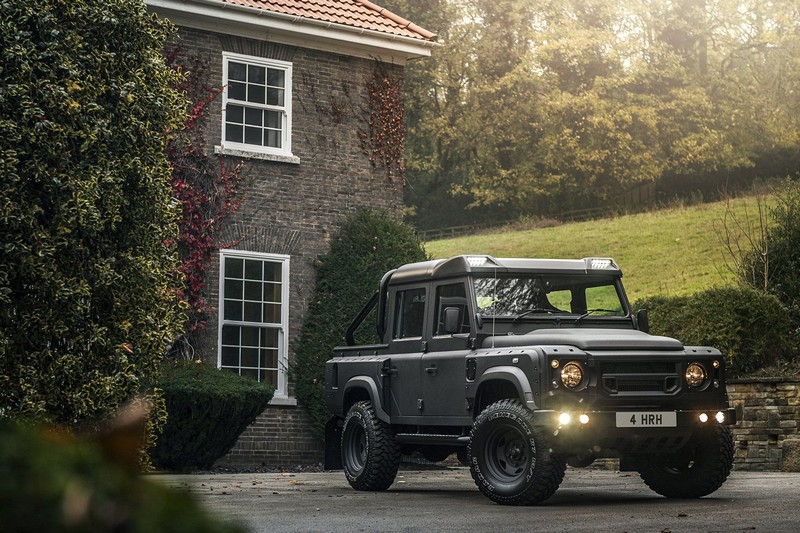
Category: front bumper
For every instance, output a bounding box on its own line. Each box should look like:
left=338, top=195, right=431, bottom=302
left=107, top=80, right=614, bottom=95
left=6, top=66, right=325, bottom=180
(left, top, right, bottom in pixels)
left=531, top=407, right=737, bottom=455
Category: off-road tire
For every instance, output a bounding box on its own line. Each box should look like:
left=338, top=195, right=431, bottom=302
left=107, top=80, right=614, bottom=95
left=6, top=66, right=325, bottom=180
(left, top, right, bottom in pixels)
left=638, top=424, right=734, bottom=498
left=341, top=400, right=401, bottom=491
left=468, top=399, right=566, bottom=505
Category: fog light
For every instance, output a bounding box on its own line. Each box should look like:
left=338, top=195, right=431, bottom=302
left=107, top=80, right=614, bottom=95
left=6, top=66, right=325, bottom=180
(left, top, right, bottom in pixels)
left=716, top=411, right=725, bottom=423
left=699, top=413, right=709, bottom=423
left=579, top=414, right=590, bottom=425
left=559, top=413, right=571, bottom=425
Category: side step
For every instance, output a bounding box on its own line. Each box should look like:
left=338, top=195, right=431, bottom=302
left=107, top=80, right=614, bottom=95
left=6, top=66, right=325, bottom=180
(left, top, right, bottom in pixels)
left=394, top=434, right=470, bottom=447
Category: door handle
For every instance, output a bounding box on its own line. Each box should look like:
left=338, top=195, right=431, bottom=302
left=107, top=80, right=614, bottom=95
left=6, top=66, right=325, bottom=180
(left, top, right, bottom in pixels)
left=425, top=366, right=437, bottom=375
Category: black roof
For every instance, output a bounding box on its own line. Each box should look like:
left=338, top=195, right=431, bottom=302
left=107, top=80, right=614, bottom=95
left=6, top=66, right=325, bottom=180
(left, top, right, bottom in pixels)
left=388, top=255, right=622, bottom=285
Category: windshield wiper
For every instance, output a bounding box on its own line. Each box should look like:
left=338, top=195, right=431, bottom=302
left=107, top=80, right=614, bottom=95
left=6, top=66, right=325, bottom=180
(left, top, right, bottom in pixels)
left=512, top=308, right=561, bottom=323
left=574, top=308, right=620, bottom=323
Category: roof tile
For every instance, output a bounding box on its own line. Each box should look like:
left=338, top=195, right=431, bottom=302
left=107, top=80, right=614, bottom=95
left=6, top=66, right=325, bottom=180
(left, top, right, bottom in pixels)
left=219, top=0, right=436, bottom=41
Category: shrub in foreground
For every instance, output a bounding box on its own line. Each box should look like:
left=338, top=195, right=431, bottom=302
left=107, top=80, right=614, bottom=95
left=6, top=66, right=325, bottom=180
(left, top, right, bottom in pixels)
left=151, top=362, right=274, bottom=470
left=635, top=286, right=794, bottom=378
left=0, top=419, right=243, bottom=532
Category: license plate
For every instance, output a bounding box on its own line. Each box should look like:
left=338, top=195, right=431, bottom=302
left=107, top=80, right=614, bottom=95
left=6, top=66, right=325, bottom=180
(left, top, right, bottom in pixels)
left=616, top=411, right=677, bottom=428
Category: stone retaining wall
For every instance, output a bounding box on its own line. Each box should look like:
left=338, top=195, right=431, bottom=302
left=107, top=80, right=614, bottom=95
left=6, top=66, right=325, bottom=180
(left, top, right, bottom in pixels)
left=727, top=379, right=800, bottom=471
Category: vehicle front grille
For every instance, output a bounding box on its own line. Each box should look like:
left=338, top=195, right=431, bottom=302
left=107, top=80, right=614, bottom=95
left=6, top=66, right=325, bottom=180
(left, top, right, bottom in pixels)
left=600, top=361, right=681, bottom=396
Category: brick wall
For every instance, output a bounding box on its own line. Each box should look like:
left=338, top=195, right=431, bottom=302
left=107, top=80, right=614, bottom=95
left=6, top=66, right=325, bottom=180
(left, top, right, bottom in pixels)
left=727, top=379, right=800, bottom=471
left=215, top=404, right=323, bottom=468
left=173, top=26, right=405, bottom=466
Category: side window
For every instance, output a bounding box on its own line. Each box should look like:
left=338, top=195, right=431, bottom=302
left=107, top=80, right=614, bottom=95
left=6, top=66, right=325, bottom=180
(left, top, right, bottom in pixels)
left=434, top=283, right=470, bottom=336
left=393, top=288, right=426, bottom=339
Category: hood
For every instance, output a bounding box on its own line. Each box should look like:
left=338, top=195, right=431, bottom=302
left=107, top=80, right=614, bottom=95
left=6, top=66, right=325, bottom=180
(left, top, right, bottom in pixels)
left=483, top=328, right=684, bottom=351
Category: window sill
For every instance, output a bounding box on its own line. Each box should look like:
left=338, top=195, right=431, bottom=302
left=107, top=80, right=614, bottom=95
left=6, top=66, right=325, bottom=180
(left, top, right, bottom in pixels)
left=215, top=145, right=300, bottom=165
left=269, top=395, right=298, bottom=407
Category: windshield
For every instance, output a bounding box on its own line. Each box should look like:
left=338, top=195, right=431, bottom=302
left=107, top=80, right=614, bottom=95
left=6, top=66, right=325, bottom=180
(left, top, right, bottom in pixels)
left=473, top=274, right=626, bottom=318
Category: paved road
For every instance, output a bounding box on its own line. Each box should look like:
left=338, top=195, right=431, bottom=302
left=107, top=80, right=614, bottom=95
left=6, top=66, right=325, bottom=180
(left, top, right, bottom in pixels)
left=154, top=468, right=800, bottom=532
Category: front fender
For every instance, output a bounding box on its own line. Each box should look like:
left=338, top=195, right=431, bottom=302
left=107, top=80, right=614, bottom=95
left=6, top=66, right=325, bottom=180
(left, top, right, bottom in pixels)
left=477, top=366, right=538, bottom=411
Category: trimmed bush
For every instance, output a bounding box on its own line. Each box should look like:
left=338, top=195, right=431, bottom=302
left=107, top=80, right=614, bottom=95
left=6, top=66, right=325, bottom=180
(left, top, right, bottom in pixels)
left=150, top=362, right=274, bottom=471
left=292, top=209, right=428, bottom=436
left=0, top=0, right=185, bottom=430
left=634, top=286, right=794, bottom=378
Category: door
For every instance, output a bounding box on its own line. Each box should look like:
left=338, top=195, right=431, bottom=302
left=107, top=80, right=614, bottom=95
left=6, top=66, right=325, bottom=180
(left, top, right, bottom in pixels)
left=420, top=282, right=473, bottom=423
left=385, top=285, right=427, bottom=419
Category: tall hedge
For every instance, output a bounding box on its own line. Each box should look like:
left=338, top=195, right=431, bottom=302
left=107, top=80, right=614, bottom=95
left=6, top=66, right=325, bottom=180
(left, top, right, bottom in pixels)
left=292, top=209, right=428, bottom=435
left=0, top=0, right=186, bottom=426
left=635, top=286, right=794, bottom=378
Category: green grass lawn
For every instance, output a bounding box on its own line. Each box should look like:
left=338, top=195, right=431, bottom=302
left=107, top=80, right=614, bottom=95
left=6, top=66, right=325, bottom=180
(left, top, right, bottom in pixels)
left=425, top=196, right=772, bottom=302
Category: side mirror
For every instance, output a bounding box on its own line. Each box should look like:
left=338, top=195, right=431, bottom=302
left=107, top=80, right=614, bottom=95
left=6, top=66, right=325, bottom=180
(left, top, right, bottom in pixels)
left=443, top=307, right=461, bottom=334
left=636, top=309, right=649, bottom=333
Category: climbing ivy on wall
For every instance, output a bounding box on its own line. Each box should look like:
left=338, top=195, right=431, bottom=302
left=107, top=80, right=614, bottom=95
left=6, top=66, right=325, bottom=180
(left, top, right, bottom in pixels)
left=164, top=47, right=247, bottom=351
left=359, top=62, right=406, bottom=184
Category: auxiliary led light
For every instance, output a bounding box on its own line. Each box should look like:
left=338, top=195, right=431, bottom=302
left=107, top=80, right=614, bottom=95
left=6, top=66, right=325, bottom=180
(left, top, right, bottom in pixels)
left=466, top=256, right=488, bottom=267
left=579, top=414, right=590, bottom=425
left=699, top=413, right=709, bottom=423
left=716, top=411, right=726, bottom=424
left=559, top=413, right=571, bottom=425
left=551, top=359, right=560, bottom=369
left=712, top=360, right=720, bottom=369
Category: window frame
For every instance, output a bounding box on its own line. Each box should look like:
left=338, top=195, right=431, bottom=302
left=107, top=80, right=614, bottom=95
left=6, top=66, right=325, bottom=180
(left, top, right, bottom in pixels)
left=432, top=282, right=471, bottom=337
left=221, top=52, right=293, bottom=158
left=391, top=286, right=427, bottom=340
left=217, top=249, right=290, bottom=400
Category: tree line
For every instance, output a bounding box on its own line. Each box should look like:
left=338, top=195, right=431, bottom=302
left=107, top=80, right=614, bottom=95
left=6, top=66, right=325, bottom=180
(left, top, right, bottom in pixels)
left=383, top=0, right=800, bottom=230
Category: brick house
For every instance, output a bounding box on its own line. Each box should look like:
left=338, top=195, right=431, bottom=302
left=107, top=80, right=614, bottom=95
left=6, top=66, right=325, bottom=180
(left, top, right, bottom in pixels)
left=145, top=0, right=435, bottom=466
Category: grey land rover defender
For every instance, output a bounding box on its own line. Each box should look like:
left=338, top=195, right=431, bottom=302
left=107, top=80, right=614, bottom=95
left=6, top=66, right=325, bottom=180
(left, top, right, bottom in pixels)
left=324, top=255, right=736, bottom=505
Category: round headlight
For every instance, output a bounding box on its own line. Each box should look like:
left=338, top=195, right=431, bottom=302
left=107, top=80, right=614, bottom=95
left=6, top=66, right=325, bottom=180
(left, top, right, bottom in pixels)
left=561, top=362, right=583, bottom=389
left=685, top=363, right=706, bottom=388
